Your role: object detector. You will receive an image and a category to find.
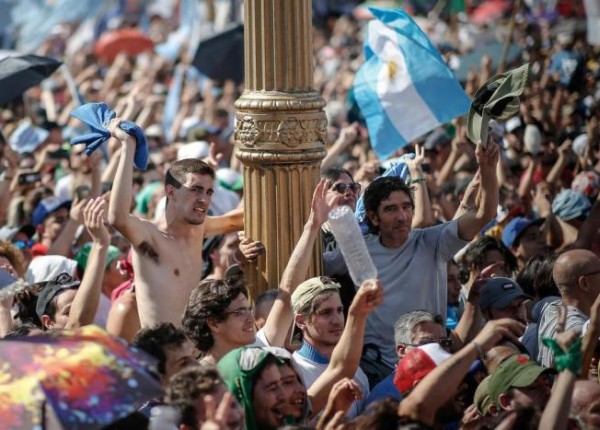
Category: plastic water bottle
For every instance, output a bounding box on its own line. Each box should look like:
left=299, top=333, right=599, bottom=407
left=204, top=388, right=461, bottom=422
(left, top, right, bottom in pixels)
left=149, top=405, right=179, bottom=430
left=328, top=205, right=377, bottom=285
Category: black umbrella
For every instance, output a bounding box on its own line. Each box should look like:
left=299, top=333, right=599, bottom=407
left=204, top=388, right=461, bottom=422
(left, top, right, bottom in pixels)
left=0, top=55, right=62, bottom=106
left=192, top=24, right=244, bottom=84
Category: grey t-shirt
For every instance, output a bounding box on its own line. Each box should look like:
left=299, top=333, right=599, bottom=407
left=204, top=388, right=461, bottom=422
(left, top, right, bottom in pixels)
left=537, top=300, right=588, bottom=367
left=324, top=220, right=468, bottom=367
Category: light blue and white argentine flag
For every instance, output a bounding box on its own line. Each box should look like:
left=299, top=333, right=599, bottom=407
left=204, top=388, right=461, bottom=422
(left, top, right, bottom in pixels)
left=353, top=7, right=470, bottom=160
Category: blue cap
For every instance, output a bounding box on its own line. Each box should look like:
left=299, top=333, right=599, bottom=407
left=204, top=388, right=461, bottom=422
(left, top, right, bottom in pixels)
left=479, top=277, right=530, bottom=309
left=32, top=197, right=71, bottom=227
left=501, top=217, right=543, bottom=248
left=552, top=189, right=591, bottom=221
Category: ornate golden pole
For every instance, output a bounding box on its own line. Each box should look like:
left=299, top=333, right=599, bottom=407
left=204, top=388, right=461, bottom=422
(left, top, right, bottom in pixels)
left=235, top=0, right=326, bottom=296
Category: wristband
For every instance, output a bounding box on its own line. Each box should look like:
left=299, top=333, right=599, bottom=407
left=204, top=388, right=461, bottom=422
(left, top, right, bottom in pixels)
left=407, top=177, right=426, bottom=185
left=541, top=337, right=583, bottom=374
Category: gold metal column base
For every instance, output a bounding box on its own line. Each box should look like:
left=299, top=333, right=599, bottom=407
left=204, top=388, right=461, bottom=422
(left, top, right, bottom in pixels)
left=235, top=0, right=327, bottom=297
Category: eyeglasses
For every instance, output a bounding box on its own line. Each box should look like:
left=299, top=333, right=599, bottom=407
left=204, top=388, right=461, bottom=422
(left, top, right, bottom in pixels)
left=225, top=307, right=254, bottom=319
left=406, top=338, right=454, bottom=350
left=331, top=182, right=361, bottom=195
left=12, top=239, right=34, bottom=250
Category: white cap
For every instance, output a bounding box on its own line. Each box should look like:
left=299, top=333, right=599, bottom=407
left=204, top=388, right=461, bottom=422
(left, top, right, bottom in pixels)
left=26, top=256, right=78, bottom=284
left=505, top=117, right=522, bottom=134
left=523, top=124, right=542, bottom=155
left=177, top=141, right=210, bottom=161
left=572, top=134, right=588, bottom=157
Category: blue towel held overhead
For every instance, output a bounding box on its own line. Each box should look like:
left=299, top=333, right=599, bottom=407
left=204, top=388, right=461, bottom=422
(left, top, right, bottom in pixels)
left=70, top=102, right=148, bottom=170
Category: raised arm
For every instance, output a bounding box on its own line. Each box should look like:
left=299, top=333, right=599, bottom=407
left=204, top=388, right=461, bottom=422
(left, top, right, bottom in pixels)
left=107, top=118, right=148, bottom=245
left=66, top=198, right=109, bottom=329
left=47, top=198, right=87, bottom=257
left=399, top=319, right=525, bottom=426
left=406, top=144, right=433, bottom=228
left=308, top=279, right=384, bottom=416
left=261, top=179, right=334, bottom=347
left=204, top=207, right=245, bottom=237
left=457, top=138, right=499, bottom=240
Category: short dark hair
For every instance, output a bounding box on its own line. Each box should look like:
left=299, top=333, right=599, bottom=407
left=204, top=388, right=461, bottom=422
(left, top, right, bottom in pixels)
left=516, top=254, right=559, bottom=299
left=166, top=365, right=223, bottom=428
left=321, top=167, right=354, bottom=182
left=254, top=288, right=278, bottom=321
left=165, top=158, right=215, bottom=189
left=462, top=236, right=517, bottom=274
left=182, top=278, right=248, bottom=352
left=363, top=176, right=414, bottom=234
left=132, top=323, right=188, bottom=375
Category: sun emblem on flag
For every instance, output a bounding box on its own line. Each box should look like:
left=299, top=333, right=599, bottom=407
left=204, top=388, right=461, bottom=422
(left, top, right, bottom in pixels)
left=387, top=60, right=398, bottom=79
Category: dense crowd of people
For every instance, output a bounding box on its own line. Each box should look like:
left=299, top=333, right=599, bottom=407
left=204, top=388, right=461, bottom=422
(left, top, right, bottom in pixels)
left=1, top=0, right=600, bottom=429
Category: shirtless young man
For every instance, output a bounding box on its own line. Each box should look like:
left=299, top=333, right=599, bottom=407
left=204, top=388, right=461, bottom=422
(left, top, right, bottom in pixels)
left=107, top=120, right=243, bottom=327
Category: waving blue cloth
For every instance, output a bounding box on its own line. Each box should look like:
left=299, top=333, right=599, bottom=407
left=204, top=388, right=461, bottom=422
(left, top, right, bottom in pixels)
left=70, top=103, right=148, bottom=170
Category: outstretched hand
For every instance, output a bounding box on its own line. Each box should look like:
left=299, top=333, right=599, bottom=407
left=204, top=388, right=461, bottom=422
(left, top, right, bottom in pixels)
left=475, top=138, right=500, bottom=171
left=311, top=178, right=336, bottom=227
left=349, top=279, right=383, bottom=315
left=83, top=197, right=110, bottom=246
left=108, top=117, right=135, bottom=144
left=473, top=318, right=525, bottom=352
left=406, top=144, right=426, bottom=176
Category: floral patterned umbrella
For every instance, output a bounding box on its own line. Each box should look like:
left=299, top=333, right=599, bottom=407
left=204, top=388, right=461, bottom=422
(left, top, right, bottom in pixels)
left=0, top=325, right=162, bottom=430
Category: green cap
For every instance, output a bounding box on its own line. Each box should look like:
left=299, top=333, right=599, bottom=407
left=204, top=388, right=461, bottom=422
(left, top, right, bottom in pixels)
left=488, top=354, right=551, bottom=405
left=474, top=375, right=494, bottom=416
left=467, top=63, right=530, bottom=147
left=74, top=242, right=122, bottom=273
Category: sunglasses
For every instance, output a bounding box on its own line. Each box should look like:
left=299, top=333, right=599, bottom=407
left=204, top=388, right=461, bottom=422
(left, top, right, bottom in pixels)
left=331, top=182, right=361, bottom=195
left=12, top=239, right=34, bottom=250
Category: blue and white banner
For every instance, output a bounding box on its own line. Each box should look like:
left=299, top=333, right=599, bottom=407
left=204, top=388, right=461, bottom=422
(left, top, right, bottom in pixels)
left=353, top=7, right=470, bottom=160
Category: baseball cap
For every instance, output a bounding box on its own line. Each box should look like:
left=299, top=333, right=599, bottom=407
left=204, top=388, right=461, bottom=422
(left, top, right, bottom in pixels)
left=479, top=277, right=530, bottom=310
left=572, top=134, right=588, bottom=157
left=467, top=63, right=530, bottom=147
left=423, top=129, right=451, bottom=151
left=488, top=354, right=553, bottom=405
left=474, top=375, right=494, bottom=416
left=31, top=196, right=71, bottom=227
left=177, top=141, right=210, bottom=161
left=216, top=168, right=243, bottom=192
left=186, top=124, right=219, bottom=143
left=25, top=255, right=78, bottom=285
left=552, top=189, right=592, bottom=221
left=74, top=242, right=122, bottom=273
left=0, top=224, right=35, bottom=241
left=291, top=276, right=340, bottom=314
left=35, top=272, right=80, bottom=319
left=501, top=217, right=544, bottom=248
left=393, top=343, right=452, bottom=394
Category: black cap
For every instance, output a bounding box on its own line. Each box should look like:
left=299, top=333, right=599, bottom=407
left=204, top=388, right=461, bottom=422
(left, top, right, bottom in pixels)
left=35, top=272, right=80, bottom=319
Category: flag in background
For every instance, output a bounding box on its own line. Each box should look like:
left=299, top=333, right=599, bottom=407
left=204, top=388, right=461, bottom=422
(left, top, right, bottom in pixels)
left=353, top=7, right=470, bottom=160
